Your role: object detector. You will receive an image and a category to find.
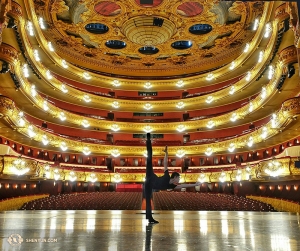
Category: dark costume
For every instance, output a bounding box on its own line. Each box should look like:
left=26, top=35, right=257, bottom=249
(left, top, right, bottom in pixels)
left=145, top=133, right=176, bottom=221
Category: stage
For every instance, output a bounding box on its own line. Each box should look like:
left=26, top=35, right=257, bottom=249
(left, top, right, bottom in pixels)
left=1, top=210, right=300, bottom=251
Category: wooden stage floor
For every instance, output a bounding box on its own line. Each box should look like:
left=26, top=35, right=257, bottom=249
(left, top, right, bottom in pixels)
left=0, top=210, right=300, bottom=251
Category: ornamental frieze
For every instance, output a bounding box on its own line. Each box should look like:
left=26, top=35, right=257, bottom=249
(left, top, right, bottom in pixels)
left=281, top=97, right=300, bottom=116
left=0, top=43, right=19, bottom=64
left=278, top=45, right=297, bottom=65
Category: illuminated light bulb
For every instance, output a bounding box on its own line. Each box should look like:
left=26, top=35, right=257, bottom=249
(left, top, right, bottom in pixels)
left=82, top=119, right=90, bottom=128
left=249, top=102, right=253, bottom=112
left=69, top=171, right=77, bottom=182
left=112, top=101, right=120, bottom=108
left=247, top=136, right=253, bottom=147
left=90, top=173, right=97, bottom=182
left=42, top=135, right=49, bottom=145
left=244, top=43, right=250, bottom=53
left=228, top=143, right=235, bottom=152
left=144, top=82, right=152, bottom=89
left=61, top=84, right=68, bottom=93
left=83, top=95, right=91, bottom=103
left=261, top=126, right=268, bottom=139
left=111, top=124, right=120, bottom=132
left=271, top=113, right=278, bottom=128
left=144, top=103, right=152, bottom=110
left=258, top=51, right=264, bottom=63
left=22, top=64, right=29, bottom=78
left=48, top=42, right=54, bottom=51
left=27, top=21, right=34, bottom=36
left=143, top=151, right=148, bottom=157
left=229, top=61, right=235, bottom=70
left=43, top=100, right=49, bottom=111
left=143, top=125, right=153, bottom=133
left=176, top=149, right=185, bottom=158
left=261, top=87, right=267, bottom=99
left=207, top=120, right=215, bottom=128
left=176, top=102, right=185, bottom=109
left=176, top=124, right=185, bottom=132
left=46, top=70, right=52, bottom=79
left=176, top=80, right=184, bottom=87
left=198, top=173, right=206, bottom=183
left=34, top=50, right=40, bottom=61
left=206, top=73, right=214, bottom=81
left=219, top=172, right=226, bottom=182
left=18, top=118, right=25, bottom=127
left=245, top=71, right=251, bottom=81
left=112, top=80, right=120, bottom=87
left=27, top=125, right=36, bottom=138
left=230, top=113, right=238, bottom=122
left=60, top=142, right=68, bottom=151
left=111, top=149, right=120, bottom=157
left=264, top=22, right=272, bottom=38
left=83, top=72, right=91, bottom=80
left=253, top=18, right=259, bottom=31
left=61, top=59, right=68, bottom=68
left=268, top=65, right=274, bottom=79
left=206, top=96, right=213, bottom=103
left=59, top=112, right=66, bottom=121
left=82, top=147, right=91, bottom=155
left=31, top=85, right=37, bottom=97
left=229, top=86, right=235, bottom=95
left=38, top=17, right=46, bottom=29
left=205, top=147, right=213, bottom=156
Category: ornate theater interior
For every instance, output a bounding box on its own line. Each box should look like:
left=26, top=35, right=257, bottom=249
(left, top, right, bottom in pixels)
left=0, top=0, right=299, bottom=202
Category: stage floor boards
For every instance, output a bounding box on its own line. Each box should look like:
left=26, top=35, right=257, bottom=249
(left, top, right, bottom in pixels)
left=0, top=210, right=300, bottom=251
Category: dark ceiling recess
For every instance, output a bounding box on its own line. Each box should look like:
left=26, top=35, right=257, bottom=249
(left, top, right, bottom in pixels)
left=171, top=41, right=193, bottom=50
left=153, top=17, right=164, bottom=27
left=138, top=46, right=159, bottom=55
left=141, top=0, right=154, bottom=4
left=105, top=40, right=127, bottom=49
left=85, top=23, right=109, bottom=34
left=189, top=24, right=212, bottom=35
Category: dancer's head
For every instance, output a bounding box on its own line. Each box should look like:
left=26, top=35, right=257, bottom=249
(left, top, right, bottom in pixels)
left=170, top=172, right=180, bottom=184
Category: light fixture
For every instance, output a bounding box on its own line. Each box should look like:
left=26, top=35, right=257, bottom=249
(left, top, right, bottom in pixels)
left=111, top=149, right=120, bottom=157
left=258, top=51, right=264, bottom=63
left=271, top=113, right=278, bottom=128
left=43, top=100, right=49, bottom=111
left=144, top=82, right=152, bottom=89
left=33, top=50, right=40, bottom=61
left=60, top=142, right=68, bottom=151
left=206, top=73, right=214, bottom=81
left=18, top=117, right=25, bottom=127
left=59, top=112, right=66, bottom=121
left=69, top=171, right=77, bottom=182
left=176, top=124, right=185, bottom=132
left=48, top=42, right=54, bottom=51
left=31, top=85, right=37, bottom=97
left=90, top=173, right=97, bottom=183
left=206, top=96, right=213, bottom=103
left=176, top=149, right=185, bottom=158
left=264, top=22, right=272, bottom=38
left=143, top=151, right=148, bottom=158
left=54, top=169, right=61, bottom=180
left=61, top=84, right=68, bottom=93
left=261, top=87, right=267, bottom=99
left=261, top=126, right=268, bottom=139
left=82, top=119, right=90, bottom=128
left=27, top=125, right=36, bottom=138
left=253, top=18, right=259, bottom=31
left=27, top=21, right=34, bottom=36
left=219, top=172, right=226, bottom=182
left=245, top=71, right=251, bottom=81
left=144, top=103, right=152, bottom=110
left=229, top=61, right=235, bottom=70
left=111, top=124, right=120, bottom=132
left=248, top=102, right=253, bottom=112
left=113, top=173, right=122, bottom=183
left=46, top=70, right=52, bottom=79
left=112, top=80, right=120, bottom=87
left=268, top=65, right=274, bottom=79
left=247, top=136, right=253, bottom=147
left=22, top=64, right=29, bottom=77
left=10, top=157, right=29, bottom=176
left=143, top=125, right=153, bottom=133
left=176, top=80, right=184, bottom=87
left=38, top=17, right=46, bottom=29
left=83, top=72, right=91, bottom=80
left=176, top=102, right=185, bottom=109
left=229, top=86, right=235, bottom=95
left=61, top=59, right=68, bottom=68
left=205, top=147, right=213, bottom=156
left=244, top=43, right=250, bottom=53
left=236, top=170, right=242, bottom=181
left=207, top=120, right=215, bottom=128
left=83, top=95, right=91, bottom=103
left=82, top=147, right=91, bottom=155
left=265, top=158, right=283, bottom=177
left=230, top=113, right=238, bottom=122
left=42, top=135, right=49, bottom=145
left=228, top=143, right=235, bottom=152
left=198, top=173, right=206, bottom=183
left=112, top=101, right=120, bottom=108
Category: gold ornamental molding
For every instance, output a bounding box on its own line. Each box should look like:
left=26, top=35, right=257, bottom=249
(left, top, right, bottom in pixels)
left=274, top=3, right=290, bottom=21
left=281, top=97, right=300, bottom=117
left=278, top=45, right=298, bottom=66
left=0, top=42, right=19, bottom=66
left=7, top=1, right=22, bottom=19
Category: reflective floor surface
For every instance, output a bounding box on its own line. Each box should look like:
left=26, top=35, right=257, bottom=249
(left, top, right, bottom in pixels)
left=0, top=210, right=300, bottom=251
